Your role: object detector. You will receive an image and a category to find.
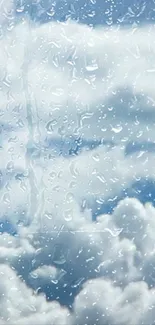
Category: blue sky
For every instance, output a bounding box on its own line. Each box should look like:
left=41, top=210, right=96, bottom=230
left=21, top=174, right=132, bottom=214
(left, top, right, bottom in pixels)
left=16, top=0, right=155, bottom=26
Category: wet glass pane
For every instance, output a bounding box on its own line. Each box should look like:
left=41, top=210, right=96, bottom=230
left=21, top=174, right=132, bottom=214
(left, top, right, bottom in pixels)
left=0, top=1, right=155, bottom=324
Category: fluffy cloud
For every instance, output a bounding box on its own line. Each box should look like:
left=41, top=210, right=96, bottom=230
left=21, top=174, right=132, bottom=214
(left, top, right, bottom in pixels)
left=0, top=264, right=70, bottom=325
left=2, top=197, right=155, bottom=324
left=72, top=278, right=155, bottom=325
left=1, top=19, right=155, bottom=146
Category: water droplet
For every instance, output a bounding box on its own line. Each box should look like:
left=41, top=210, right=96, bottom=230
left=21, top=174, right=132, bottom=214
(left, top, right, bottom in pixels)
left=70, top=161, right=79, bottom=177
left=57, top=269, right=67, bottom=281
left=32, top=259, right=36, bottom=267
left=66, top=192, right=74, bottom=203
left=111, top=125, right=122, bottom=133
left=46, top=120, right=57, bottom=134
left=135, top=116, right=139, bottom=125
left=20, top=181, right=27, bottom=191
left=58, top=126, right=65, bottom=136
left=96, top=261, right=108, bottom=272
left=81, top=199, right=86, bottom=209
left=45, top=212, right=53, bottom=220
left=51, top=278, right=59, bottom=285
left=30, top=272, right=38, bottom=279
left=97, top=174, right=106, bottom=184
left=47, top=8, right=55, bottom=17
left=53, top=185, right=60, bottom=192
left=53, top=245, right=67, bottom=265
left=88, top=11, right=95, bottom=17
left=52, top=88, right=64, bottom=96
left=3, top=193, right=10, bottom=204
left=6, top=161, right=14, bottom=173
left=16, top=6, right=25, bottom=13
left=27, top=304, right=36, bottom=312
left=71, top=277, right=85, bottom=288
left=58, top=171, right=63, bottom=178
left=92, top=153, right=100, bottom=162
left=64, top=209, right=73, bottom=222
left=16, top=119, right=24, bottom=128
left=54, top=256, right=66, bottom=265
left=137, top=130, right=143, bottom=138
left=104, top=227, right=123, bottom=237
left=49, top=172, right=56, bottom=179
left=8, top=147, right=14, bottom=153
left=34, top=287, right=41, bottom=295
left=36, top=248, right=42, bottom=255
left=69, top=181, right=77, bottom=189
left=8, top=136, right=18, bottom=143
left=86, top=63, right=98, bottom=72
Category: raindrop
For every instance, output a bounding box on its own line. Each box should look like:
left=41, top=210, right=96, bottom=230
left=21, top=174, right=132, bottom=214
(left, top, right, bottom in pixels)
left=137, top=130, right=143, bottom=138
left=8, top=136, right=18, bottom=143
left=16, top=0, right=25, bottom=12
left=57, top=269, right=67, bottom=281
left=111, top=125, right=122, bottom=133
left=52, top=88, right=64, bottom=97
left=96, top=261, right=108, bottom=272
left=30, top=272, right=38, bottom=279
left=81, top=199, right=86, bottom=209
left=27, top=304, right=36, bottom=312
left=6, top=161, right=14, bottom=173
left=135, top=117, right=139, bottom=125
left=16, top=6, right=25, bottom=13
left=3, top=193, right=10, bottom=204
left=71, top=277, right=85, bottom=288
left=86, top=257, right=94, bottom=262
left=53, top=245, right=67, bottom=265
left=69, top=181, right=77, bottom=189
left=53, top=256, right=66, bottom=265
left=32, top=259, right=36, bottom=267
left=104, top=227, right=123, bottom=237
left=97, top=174, right=106, bottom=184
left=44, top=212, right=53, bottom=220
left=88, top=11, right=95, bottom=17
left=58, top=126, right=65, bottom=136
left=108, top=107, right=113, bottom=111
left=70, top=161, right=79, bottom=177
left=36, top=248, right=42, bottom=255
left=66, top=192, right=74, bottom=203
left=46, top=120, right=57, bottom=134
left=15, top=173, right=24, bottom=181
left=49, top=172, right=56, bottom=179
left=70, top=4, right=75, bottom=13
left=51, top=279, right=58, bottom=284
left=17, top=119, right=24, bottom=128
left=86, top=63, right=98, bottom=72
left=64, top=209, right=73, bottom=222
left=20, top=181, right=27, bottom=191
left=47, top=8, right=55, bottom=17
left=92, top=153, right=100, bottom=162
left=34, top=287, right=41, bottom=295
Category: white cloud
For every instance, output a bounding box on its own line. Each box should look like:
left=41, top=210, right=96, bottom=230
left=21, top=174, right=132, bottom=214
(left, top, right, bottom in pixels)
left=72, top=278, right=155, bottom=325
left=0, top=264, right=70, bottom=325
left=1, top=20, right=155, bottom=147
left=1, top=194, right=155, bottom=323
left=1, top=196, right=155, bottom=324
